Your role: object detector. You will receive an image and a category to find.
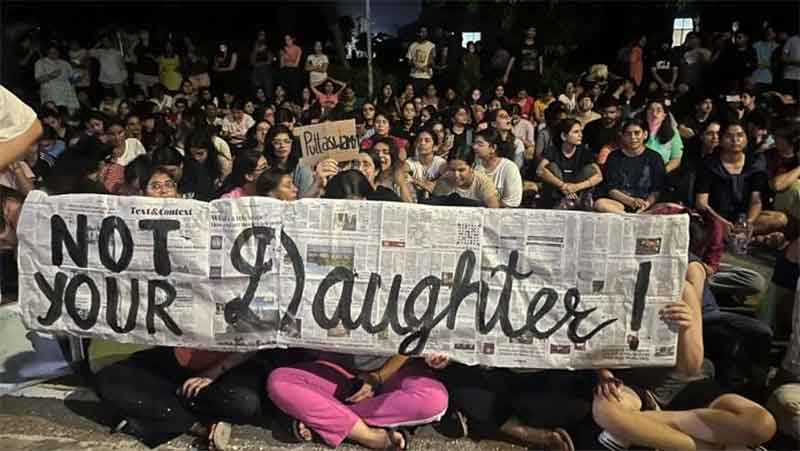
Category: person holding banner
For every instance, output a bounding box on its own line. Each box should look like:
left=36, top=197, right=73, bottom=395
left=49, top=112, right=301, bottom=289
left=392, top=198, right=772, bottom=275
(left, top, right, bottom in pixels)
left=93, top=166, right=269, bottom=450
left=472, top=128, right=523, bottom=207
left=592, top=260, right=776, bottom=451
left=352, top=148, right=404, bottom=202
left=0, top=85, right=44, bottom=172
left=267, top=352, right=449, bottom=450
left=432, top=145, right=501, bottom=208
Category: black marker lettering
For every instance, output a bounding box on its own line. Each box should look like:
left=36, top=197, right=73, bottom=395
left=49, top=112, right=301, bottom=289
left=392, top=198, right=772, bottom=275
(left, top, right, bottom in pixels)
left=63, top=273, right=100, bottom=330
left=51, top=214, right=88, bottom=267
left=139, top=219, right=180, bottom=276
left=98, top=216, right=134, bottom=272
left=146, top=280, right=182, bottom=335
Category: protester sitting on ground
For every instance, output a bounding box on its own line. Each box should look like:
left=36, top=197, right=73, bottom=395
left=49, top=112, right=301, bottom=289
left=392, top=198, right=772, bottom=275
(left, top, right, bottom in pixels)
left=767, top=239, right=800, bottom=439
left=432, top=145, right=501, bottom=208
left=311, top=78, right=347, bottom=110
left=183, top=129, right=225, bottom=200
left=574, top=92, right=600, bottom=127
left=438, top=363, right=586, bottom=451
left=392, top=101, right=420, bottom=145
left=366, top=137, right=414, bottom=202
left=254, top=169, right=299, bottom=201
left=220, top=149, right=269, bottom=199
left=537, top=118, right=602, bottom=210
left=491, top=108, right=526, bottom=168
left=265, top=125, right=335, bottom=198
left=594, top=118, right=666, bottom=213
left=267, top=351, right=449, bottom=450
left=582, top=95, right=622, bottom=165
left=93, top=166, right=267, bottom=450
left=695, top=120, right=788, bottom=241
left=448, top=105, right=475, bottom=152
left=407, top=128, right=446, bottom=201
left=352, top=148, right=403, bottom=202
left=360, top=112, right=410, bottom=158
left=767, top=124, right=800, bottom=222
left=592, top=257, right=777, bottom=451
left=509, top=103, right=535, bottom=157
left=678, top=93, right=717, bottom=139
left=642, top=99, right=684, bottom=173
left=221, top=100, right=255, bottom=148
left=472, top=128, right=522, bottom=207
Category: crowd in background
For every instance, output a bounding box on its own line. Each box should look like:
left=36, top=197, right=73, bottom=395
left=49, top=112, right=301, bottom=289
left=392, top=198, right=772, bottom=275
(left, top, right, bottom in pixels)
left=3, top=18, right=800, bottom=451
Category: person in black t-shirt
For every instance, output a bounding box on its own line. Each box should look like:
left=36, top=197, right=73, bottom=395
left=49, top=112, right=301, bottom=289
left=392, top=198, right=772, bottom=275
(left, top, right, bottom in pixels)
left=678, top=93, right=716, bottom=140
left=583, top=95, right=622, bottom=155
left=537, top=118, right=602, bottom=209
left=695, top=121, right=787, bottom=237
left=595, top=118, right=667, bottom=213
left=504, top=26, right=543, bottom=95
left=650, top=41, right=680, bottom=94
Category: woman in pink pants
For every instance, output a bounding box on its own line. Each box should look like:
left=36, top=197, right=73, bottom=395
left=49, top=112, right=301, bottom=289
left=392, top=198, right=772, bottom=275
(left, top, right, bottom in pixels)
left=267, top=352, right=449, bottom=449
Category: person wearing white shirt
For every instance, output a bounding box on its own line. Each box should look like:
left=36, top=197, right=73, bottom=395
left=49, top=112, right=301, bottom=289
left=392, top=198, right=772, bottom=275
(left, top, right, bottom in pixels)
left=407, top=129, right=446, bottom=202
left=305, top=41, right=330, bottom=88
left=222, top=101, right=256, bottom=147
left=472, top=128, right=523, bottom=207
left=782, top=32, right=800, bottom=101
left=35, top=45, right=80, bottom=113
left=89, top=35, right=128, bottom=99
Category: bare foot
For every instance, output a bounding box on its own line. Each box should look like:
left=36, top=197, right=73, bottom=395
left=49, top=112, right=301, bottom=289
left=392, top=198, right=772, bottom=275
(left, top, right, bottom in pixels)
left=384, top=429, right=406, bottom=450
left=295, top=421, right=312, bottom=442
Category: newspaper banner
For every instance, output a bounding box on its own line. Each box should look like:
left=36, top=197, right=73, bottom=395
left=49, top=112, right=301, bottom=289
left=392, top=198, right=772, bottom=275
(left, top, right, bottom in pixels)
left=294, top=119, right=359, bottom=167
left=18, top=191, right=690, bottom=369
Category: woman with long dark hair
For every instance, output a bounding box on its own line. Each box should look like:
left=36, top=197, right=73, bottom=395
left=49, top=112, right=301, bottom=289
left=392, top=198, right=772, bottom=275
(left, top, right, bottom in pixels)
left=642, top=99, right=684, bottom=173
left=264, top=124, right=336, bottom=198
left=183, top=129, right=224, bottom=200
left=374, top=83, right=401, bottom=120
left=219, top=148, right=268, bottom=198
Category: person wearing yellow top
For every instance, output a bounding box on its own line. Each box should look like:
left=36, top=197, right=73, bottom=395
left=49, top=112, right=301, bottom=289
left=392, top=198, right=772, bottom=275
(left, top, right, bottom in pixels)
left=158, top=41, right=182, bottom=92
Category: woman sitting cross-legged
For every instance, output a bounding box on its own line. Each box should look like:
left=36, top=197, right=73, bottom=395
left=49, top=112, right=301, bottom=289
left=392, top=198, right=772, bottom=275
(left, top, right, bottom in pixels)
left=267, top=352, right=449, bottom=450
left=536, top=118, right=603, bottom=210
left=93, top=167, right=269, bottom=450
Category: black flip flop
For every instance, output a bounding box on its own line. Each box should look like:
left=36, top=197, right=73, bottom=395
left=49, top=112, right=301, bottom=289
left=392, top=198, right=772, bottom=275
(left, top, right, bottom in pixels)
left=384, top=427, right=411, bottom=451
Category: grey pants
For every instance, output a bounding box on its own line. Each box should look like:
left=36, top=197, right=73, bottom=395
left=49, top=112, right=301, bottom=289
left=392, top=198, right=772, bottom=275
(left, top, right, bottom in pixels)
left=708, top=263, right=766, bottom=298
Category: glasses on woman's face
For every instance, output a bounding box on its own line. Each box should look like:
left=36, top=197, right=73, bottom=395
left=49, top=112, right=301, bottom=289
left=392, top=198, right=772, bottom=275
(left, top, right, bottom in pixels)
left=148, top=179, right=177, bottom=191
left=272, top=138, right=292, bottom=146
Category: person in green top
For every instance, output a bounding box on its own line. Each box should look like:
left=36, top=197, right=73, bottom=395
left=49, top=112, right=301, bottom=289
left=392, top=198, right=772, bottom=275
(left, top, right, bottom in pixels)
left=643, top=99, right=684, bottom=173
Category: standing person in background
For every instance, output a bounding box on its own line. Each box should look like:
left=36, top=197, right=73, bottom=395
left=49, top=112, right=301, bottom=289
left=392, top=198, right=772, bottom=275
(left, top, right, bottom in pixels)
left=406, top=27, right=436, bottom=97
left=90, top=34, right=128, bottom=99
left=212, top=41, right=239, bottom=98
left=250, top=30, right=274, bottom=96
left=717, top=31, right=757, bottom=95
left=782, top=29, right=800, bottom=101
left=461, top=41, right=481, bottom=96
left=68, top=39, right=92, bottom=99
left=679, top=32, right=712, bottom=91
left=279, top=34, right=303, bottom=101
left=35, top=43, right=80, bottom=113
left=505, top=26, right=543, bottom=96
left=751, top=27, right=779, bottom=92
left=158, top=41, right=182, bottom=93
left=132, top=30, right=160, bottom=95
left=629, top=35, right=646, bottom=87
left=305, top=41, right=329, bottom=89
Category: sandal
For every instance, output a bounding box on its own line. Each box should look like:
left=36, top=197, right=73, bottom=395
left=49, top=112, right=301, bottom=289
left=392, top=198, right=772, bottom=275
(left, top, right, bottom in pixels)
left=210, top=421, right=231, bottom=451
left=384, top=427, right=411, bottom=451
left=551, top=428, right=575, bottom=451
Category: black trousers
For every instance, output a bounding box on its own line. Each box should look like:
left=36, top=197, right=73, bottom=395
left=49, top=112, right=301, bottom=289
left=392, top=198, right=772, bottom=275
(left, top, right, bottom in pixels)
left=93, top=347, right=269, bottom=448
left=440, top=364, right=595, bottom=438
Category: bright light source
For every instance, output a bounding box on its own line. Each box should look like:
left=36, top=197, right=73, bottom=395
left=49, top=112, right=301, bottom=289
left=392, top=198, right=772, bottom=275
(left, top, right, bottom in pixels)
left=672, top=17, right=694, bottom=47
left=462, top=32, right=481, bottom=48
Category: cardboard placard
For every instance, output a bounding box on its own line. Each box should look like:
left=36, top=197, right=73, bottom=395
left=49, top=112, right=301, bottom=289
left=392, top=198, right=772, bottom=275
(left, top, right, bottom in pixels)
left=294, top=120, right=359, bottom=167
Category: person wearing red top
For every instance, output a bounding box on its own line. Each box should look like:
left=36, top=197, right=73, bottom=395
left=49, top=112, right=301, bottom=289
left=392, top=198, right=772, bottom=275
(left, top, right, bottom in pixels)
left=514, top=87, right=535, bottom=120
left=359, top=112, right=410, bottom=159
left=279, top=33, right=303, bottom=100
left=311, top=78, right=346, bottom=110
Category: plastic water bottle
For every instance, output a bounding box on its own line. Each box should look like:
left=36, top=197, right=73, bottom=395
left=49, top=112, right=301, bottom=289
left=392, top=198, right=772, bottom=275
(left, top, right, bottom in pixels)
left=732, top=214, right=750, bottom=255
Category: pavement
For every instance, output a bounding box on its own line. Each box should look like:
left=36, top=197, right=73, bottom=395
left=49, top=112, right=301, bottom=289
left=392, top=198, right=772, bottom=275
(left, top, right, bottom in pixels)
left=0, top=381, right=526, bottom=451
